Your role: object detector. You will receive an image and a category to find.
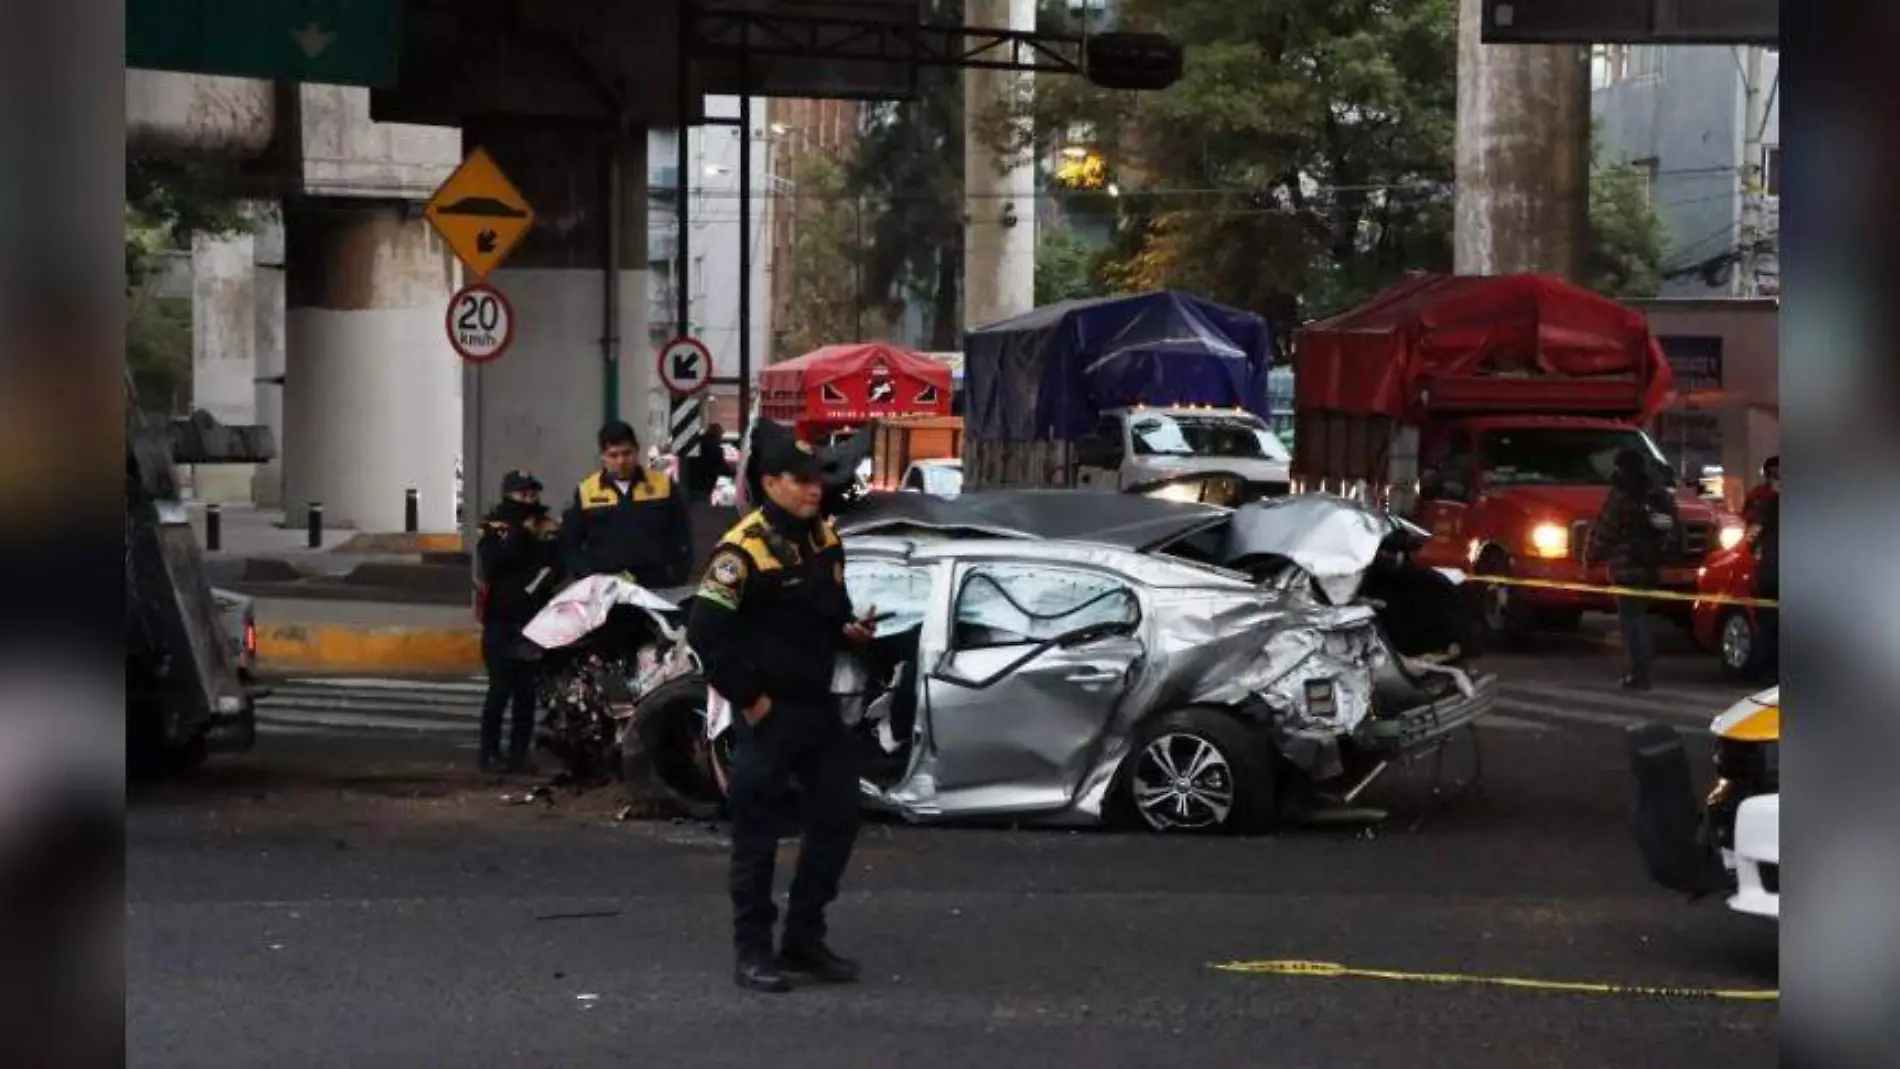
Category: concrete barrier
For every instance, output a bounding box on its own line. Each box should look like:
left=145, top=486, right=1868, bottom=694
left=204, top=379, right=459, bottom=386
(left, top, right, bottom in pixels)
left=255, top=621, right=482, bottom=676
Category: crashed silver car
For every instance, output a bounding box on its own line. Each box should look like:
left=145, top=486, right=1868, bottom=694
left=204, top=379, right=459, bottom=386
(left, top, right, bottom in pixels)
left=688, top=491, right=1496, bottom=834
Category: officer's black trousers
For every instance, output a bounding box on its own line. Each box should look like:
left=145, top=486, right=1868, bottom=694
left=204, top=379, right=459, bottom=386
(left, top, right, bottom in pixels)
left=726, top=695, right=861, bottom=956
left=480, top=627, right=537, bottom=761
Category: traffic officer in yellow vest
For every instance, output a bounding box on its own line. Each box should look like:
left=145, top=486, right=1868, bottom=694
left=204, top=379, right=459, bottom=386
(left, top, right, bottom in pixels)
left=688, top=420, right=878, bottom=993
left=559, top=420, right=694, bottom=588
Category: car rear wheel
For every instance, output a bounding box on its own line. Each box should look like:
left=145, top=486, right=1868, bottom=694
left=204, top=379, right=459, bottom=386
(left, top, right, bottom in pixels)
left=1117, top=708, right=1272, bottom=834
left=1718, top=609, right=1762, bottom=680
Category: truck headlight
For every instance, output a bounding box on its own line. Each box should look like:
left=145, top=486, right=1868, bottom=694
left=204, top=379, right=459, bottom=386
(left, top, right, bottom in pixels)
left=1527, top=522, right=1570, bottom=559
left=1718, top=523, right=1745, bottom=550
left=1147, top=482, right=1201, bottom=504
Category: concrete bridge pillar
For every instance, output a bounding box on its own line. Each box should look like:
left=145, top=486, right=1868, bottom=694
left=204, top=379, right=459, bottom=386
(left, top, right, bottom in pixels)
left=457, top=123, right=651, bottom=533
left=280, top=199, right=462, bottom=532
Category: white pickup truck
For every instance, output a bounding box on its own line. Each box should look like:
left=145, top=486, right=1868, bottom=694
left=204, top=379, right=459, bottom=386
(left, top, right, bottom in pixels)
left=1073, top=406, right=1293, bottom=503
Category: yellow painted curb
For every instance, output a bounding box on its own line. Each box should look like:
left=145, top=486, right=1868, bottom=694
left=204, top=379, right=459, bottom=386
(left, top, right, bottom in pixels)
left=256, top=623, right=482, bottom=675
left=333, top=532, right=467, bottom=554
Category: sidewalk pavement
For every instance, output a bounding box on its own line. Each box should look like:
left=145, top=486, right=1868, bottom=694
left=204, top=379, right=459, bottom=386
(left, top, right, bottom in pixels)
left=253, top=596, right=483, bottom=677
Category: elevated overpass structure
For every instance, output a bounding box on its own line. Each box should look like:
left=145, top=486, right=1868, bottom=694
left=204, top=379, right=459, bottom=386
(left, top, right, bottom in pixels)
left=128, top=0, right=1180, bottom=535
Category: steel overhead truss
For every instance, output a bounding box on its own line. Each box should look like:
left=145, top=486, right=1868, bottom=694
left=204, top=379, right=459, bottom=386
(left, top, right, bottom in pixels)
left=688, top=7, right=1085, bottom=75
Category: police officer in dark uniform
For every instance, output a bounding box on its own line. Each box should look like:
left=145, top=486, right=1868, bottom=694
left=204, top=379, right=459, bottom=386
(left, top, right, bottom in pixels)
left=476, top=469, right=561, bottom=773
left=688, top=421, right=877, bottom=993
left=560, top=420, right=694, bottom=588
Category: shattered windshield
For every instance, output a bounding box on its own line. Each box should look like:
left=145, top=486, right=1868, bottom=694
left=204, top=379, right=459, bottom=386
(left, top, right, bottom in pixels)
left=1479, top=428, right=1676, bottom=487
left=1128, top=413, right=1290, bottom=462
left=844, top=557, right=933, bottom=633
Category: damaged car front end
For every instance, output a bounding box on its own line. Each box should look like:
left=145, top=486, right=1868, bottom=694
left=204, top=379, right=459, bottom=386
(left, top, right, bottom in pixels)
left=694, top=492, right=1496, bottom=833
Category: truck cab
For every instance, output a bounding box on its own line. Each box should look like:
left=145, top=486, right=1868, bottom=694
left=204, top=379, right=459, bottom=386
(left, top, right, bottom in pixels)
left=1073, top=406, right=1292, bottom=504
left=1410, top=416, right=1743, bottom=640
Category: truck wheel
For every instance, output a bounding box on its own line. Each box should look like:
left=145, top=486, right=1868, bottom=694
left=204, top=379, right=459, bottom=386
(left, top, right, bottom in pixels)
left=1474, top=551, right=1537, bottom=648
left=1718, top=609, right=1763, bottom=680
left=1114, top=708, right=1273, bottom=834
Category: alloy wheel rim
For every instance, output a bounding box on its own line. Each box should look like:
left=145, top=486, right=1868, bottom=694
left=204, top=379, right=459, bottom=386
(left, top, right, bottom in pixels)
left=1133, top=733, right=1235, bottom=830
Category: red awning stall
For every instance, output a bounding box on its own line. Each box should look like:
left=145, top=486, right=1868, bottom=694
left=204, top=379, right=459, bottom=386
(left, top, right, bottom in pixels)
left=759, top=342, right=953, bottom=437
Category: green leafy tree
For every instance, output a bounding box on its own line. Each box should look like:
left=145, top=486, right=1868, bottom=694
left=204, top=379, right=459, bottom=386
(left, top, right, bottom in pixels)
left=1586, top=156, right=1668, bottom=299
left=995, top=0, right=1459, bottom=322
left=774, top=154, right=866, bottom=359
left=840, top=0, right=965, bottom=348
left=125, top=156, right=253, bottom=413
left=1034, top=225, right=1106, bottom=305
left=998, top=0, right=1663, bottom=321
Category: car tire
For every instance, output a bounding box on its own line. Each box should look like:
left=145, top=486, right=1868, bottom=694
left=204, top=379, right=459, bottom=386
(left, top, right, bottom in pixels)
left=1718, top=609, right=1762, bottom=680
left=1540, top=608, right=1584, bottom=633
left=623, top=674, right=726, bottom=821
left=1473, top=550, right=1536, bottom=650
left=1115, top=707, right=1274, bottom=835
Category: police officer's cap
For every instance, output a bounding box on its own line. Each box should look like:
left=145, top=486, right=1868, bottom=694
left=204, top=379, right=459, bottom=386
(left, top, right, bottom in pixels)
left=753, top=421, right=822, bottom=480
left=500, top=469, right=543, bottom=494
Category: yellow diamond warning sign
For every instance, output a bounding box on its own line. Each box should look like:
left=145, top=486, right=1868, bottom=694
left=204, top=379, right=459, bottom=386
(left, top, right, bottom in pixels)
left=424, top=148, right=535, bottom=281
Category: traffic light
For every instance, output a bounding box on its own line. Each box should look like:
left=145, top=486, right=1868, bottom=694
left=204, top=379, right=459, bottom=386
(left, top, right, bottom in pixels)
left=1084, top=32, right=1184, bottom=92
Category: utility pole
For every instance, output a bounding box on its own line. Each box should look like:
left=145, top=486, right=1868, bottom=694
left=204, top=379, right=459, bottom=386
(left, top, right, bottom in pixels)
left=1452, top=0, right=1591, bottom=280
left=1734, top=44, right=1769, bottom=298
left=963, top=0, right=1038, bottom=330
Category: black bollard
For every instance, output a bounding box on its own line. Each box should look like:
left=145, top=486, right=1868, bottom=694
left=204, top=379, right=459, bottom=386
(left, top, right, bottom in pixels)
left=307, top=502, right=323, bottom=549
left=404, top=488, right=419, bottom=533
left=205, top=502, right=222, bottom=552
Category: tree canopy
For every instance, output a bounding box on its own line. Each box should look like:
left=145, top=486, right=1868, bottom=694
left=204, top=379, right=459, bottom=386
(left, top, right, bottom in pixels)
left=994, top=0, right=1664, bottom=325
left=772, top=153, right=865, bottom=360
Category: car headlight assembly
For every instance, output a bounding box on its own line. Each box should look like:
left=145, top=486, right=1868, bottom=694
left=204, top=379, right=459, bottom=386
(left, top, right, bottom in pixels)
left=1527, top=522, right=1570, bottom=559
left=1718, top=523, right=1746, bottom=550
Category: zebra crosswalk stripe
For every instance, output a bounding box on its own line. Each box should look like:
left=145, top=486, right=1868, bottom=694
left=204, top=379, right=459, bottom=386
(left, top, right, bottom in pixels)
left=254, top=674, right=1747, bottom=741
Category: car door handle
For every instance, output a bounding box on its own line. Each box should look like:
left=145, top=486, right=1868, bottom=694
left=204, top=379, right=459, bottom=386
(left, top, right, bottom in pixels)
left=1064, top=667, right=1124, bottom=685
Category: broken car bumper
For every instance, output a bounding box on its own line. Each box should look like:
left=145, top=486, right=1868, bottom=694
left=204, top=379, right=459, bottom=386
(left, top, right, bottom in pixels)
left=1355, top=672, right=1498, bottom=754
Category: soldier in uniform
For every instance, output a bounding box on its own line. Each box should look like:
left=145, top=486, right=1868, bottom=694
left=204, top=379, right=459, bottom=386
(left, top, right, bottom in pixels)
left=687, top=421, right=878, bottom=993
left=559, top=420, right=694, bottom=588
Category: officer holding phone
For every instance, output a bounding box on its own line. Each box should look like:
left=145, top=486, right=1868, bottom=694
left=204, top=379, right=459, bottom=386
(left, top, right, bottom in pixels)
left=687, top=420, right=876, bottom=993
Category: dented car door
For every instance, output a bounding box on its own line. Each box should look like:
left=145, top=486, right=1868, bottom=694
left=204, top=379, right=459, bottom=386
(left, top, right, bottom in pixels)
left=922, top=561, right=1146, bottom=815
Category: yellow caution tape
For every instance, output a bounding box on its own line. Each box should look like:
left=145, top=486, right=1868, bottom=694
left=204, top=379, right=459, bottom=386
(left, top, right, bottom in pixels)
left=1471, top=573, right=1779, bottom=609
left=1211, top=959, right=1778, bottom=1003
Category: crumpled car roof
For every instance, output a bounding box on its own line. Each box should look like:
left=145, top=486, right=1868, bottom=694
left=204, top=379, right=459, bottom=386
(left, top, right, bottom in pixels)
left=836, top=489, right=1228, bottom=551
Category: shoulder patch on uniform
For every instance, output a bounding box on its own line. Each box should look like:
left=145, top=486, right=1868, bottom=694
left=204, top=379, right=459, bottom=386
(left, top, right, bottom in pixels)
left=697, top=548, right=748, bottom=609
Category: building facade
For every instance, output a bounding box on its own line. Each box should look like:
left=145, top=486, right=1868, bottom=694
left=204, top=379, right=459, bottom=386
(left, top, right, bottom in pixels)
left=647, top=97, right=774, bottom=431
left=764, top=96, right=866, bottom=360
left=1591, top=44, right=1781, bottom=299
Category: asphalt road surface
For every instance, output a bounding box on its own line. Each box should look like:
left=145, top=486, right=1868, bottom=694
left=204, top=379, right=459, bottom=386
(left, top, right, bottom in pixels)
left=128, top=632, right=1778, bottom=1069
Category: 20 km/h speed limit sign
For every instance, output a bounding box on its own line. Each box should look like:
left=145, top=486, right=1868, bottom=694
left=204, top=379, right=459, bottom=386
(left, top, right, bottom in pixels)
left=446, top=283, right=516, bottom=364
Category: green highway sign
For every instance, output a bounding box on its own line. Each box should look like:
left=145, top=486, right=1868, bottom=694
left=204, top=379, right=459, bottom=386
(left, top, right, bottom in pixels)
left=127, top=0, right=403, bottom=88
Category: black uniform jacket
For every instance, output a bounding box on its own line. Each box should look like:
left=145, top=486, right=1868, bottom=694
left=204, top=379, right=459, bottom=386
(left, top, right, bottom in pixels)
left=559, top=468, right=693, bottom=585
left=477, top=502, right=562, bottom=632
left=686, top=505, right=854, bottom=712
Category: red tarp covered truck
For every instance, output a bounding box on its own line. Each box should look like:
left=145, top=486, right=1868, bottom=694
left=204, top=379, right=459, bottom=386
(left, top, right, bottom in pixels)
left=1293, top=273, right=1745, bottom=643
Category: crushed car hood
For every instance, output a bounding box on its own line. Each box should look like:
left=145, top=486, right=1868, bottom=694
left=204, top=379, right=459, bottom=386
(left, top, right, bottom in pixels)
left=837, top=489, right=1228, bottom=552
left=1216, top=495, right=1421, bottom=604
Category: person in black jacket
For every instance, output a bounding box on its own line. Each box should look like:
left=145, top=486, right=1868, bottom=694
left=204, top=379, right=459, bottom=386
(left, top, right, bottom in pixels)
left=683, top=422, right=734, bottom=503
left=559, top=421, right=694, bottom=588
left=688, top=421, right=878, bottom=994
left=1585, top=448, right=1680, bottom=690
left=476, top=470, right=561, bottom=773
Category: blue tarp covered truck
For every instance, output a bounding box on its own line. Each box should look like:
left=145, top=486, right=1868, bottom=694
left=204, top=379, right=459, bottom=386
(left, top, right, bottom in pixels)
left=959, top=290, right=1291, bottom=503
